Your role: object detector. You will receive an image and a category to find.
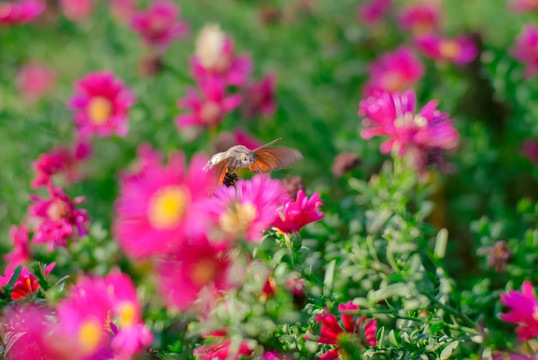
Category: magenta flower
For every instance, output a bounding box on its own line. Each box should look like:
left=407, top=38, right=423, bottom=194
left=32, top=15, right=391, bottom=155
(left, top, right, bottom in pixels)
left=509, top=0, right=538, bottom=12
left=242, top=74, right=277, bottom=119
left=511, top=24, right=538, bottom=78
left=0, top=264, right=54, bottom=300
left=4, top=224, right=31, bottom=270
left=415, top=34, right=478, bottom=65
left=357, top=0, right=391, bottom=25
left=176, top=77, right=243, bottom=132
left=70, top=71, right=135, bottom=138
left=521, top=139, right=538, bottom=164
left=207, top=175, right=289, bottom=242
left=60, top=0, right=94, bottom=22
left=131, top=0, right=189, bottom=53
left=316, top=301, right=377, bottom=359
left=110, top=0, right=136, bottom=24
left=114, top=150, right=213, bottom=259
left=500, top=281, right=538, bottom=341
left=359, top=90, right=459, bottom=159
left=16, top=61, right=56, bottom=100
left=191, top=25, right=252, bottom=86
left=29, top=185, right=90, bottom=250
left=273, top=190, right=324, bottom=234
left=365, top=47, right=424, bottom=94
left=158, top=238, right=231, bottom=310
left=398, top=1, right=441, bottom=35
left=194, top=331, right=253, bottom=360
left=0, top=0, right=44, bottom=25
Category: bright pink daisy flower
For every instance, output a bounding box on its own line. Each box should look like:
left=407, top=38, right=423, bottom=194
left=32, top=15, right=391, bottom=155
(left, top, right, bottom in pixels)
left=207, top=175, right=289, bottom=242
left=273, top=190, right=324, bottom=234
left=194, top=331, right=253, bottom=360
left=509, top=0, right=538, bottom=12
left=316, top=301, right=377, bottom=360
left=60, top=0, right=94, bottom=22
left=398, top=1, right=441, bottom=35
left=70, top=71, right=135, bottom=138
left=500, top=281, right=538, bottom=341
left=0, top=264, right=54, bottom=300
left=358, top=90, right=459, bottom=157
left=176, top=77, right=243, bottom=132
left=114, top=150, right=213, bottom=259
left=4, top=224, right=31, bottom=270
left=357, top=0, right=391, bottom=25
left=16, top=61, right=56, bottom=100
left=29, top=185, right=91, bottom=251
left=365, top=47, right=425, bottom=95
left=241, top=74, right=277, bottom=119
left=415, top=34, right=479, bottom=65
left=158, top=238, right=232, bottom=310
left=191, top=25, right=252, bottom=86
left=0, top=0, right=44, bottom=26
left=511, top=24, right=538, bottom=78
left=131, top=0, right=189, bottom=53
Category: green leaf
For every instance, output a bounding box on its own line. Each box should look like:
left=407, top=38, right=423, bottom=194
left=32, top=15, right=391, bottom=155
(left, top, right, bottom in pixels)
left=434, top=228, right=448, bottom=259
left=5, top=265, right=22, bottom=290
left=323, top=260, right=336, bottom=296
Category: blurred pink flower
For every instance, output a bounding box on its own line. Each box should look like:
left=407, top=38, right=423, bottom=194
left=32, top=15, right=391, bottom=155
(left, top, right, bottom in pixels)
left=70, top=71, right=135, bottom=138
left=509, top=0, right=538, bottom=12
left=511, top=24, right=538, bottom=78
left=357, top=0, right=391, bottom=25
left=194, top=331, right=253, bottom=360
left=114, top=150, right=213, bottom=259
left=0, top=0, right=44, bottom=25
left=241, top=74, right=277, bottom=119
left=365, top=46, right=424, bottom=94
left=191, top=25, right=252, bottom=86
left=415, top=34, right=478, bottom=65
left=176, top=77, right=242, bottom=132
left=16, top=61, right=56, bottom=100
left=60, top=0, right=94, bottom=21
left=500, top=281, right=538, bottom=341
left=110, top=0, right=137, bottom=24
left=29, top=185, right=90, bottom=250
left=207, top=175, right=289, bottom=242
left=521, top=139, right=538, bottom=164
left=316, top=301, right=377, bottom=359
left=398, top=1, right=441, bottom=35
left=493, top=353, right=536, bottom=360
left=158, top=238, right=231, bottom=310
left=264, top=352, right=293, bottom=360
left=4, top=224, right=31, bottom=270
left=31, top=140, right=92, bottom=188
left=273, top=190, right=324, bottom=234
left=0, top=264, right=54, bottom=300
left=131, top=0, right=189, bottom=53
left=214, top=129, right=263, bottom=153
left=359, top=90, right=459, bottom=158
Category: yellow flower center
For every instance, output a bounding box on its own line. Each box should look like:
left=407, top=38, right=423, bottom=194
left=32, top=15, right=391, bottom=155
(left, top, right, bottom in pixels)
left=200, top=101, right=222, bottom=126
left=117, top=302, right=137, bottom=328
left=191, top=259, right=218, bottom=286
left=78, top=319, right=102, bottom=353
left=219, top=202, right=258, bottom=238
left=148, top=186, right=189, bottom=229
left=47, top=199, right=69, bottom=221
left=88, top=96, right=113, bottom=125
left=394, top=112, right=427, bottom=128
left=439, top=40, right=461, bottom=59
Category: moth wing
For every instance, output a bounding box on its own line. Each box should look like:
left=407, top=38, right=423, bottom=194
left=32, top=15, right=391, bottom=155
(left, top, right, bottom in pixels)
left=208, top=158, right=231, bottom=188
left=247, top=147, right=303, bottom=172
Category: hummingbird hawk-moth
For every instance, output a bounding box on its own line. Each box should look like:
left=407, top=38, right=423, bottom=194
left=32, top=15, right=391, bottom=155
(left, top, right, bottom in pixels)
left=204, top=138, right=303, bottom=185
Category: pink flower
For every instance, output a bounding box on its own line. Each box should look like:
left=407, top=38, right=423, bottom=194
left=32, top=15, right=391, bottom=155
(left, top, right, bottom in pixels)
left=114, top=149, right=213, bottom=259
left=0, top=0, right=44, bottom=26
left=357, top=0, right=391, bottom=25
left=0, top=264, right=54, bottom=300
left=207, top=175, right=289, bottom=242
left=316, top=302, right=377, bottom=359
left=521, top=139, right=538, bottom=164
left=4, top=224, right=31, bottom=270
left=70, top=71, right=135, bottom=138
left=241, top=74, right=277, bottom=119
left=16, top=61, right=56, bottom=100
left=500, top=281, right=538, bottom=341
left=131, top=0, right=189, bottom=53
left=365, top=47, right=424, bottom=94
left=398, top=1, right=441, bottom=35
left=29, top=185, right=90, bottom=250
left=176, top=77, right=242, bottom=132
left=273, top=190, right=324, bottom=234
left=158, top=238, right=232, bottom=310
left=509, top=0, right=538, bottom=13
left=214, top=129, right=263, bottom=154
left=415, top=34, right=479, bottom=65
left=194, top=331, right=253, bottom=360
left=110, top=0, right=137, bottom=24
left=511, top=24, right=538, bottom=78
left=31, top=140, right=92, bottom=188
left=60, top=0, right=94, bottom=21
left=191, top=25, right=252, bottom=86
left=358, top=90, right=459, bottom=159
left=493, top=353, right=536, bottom=360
